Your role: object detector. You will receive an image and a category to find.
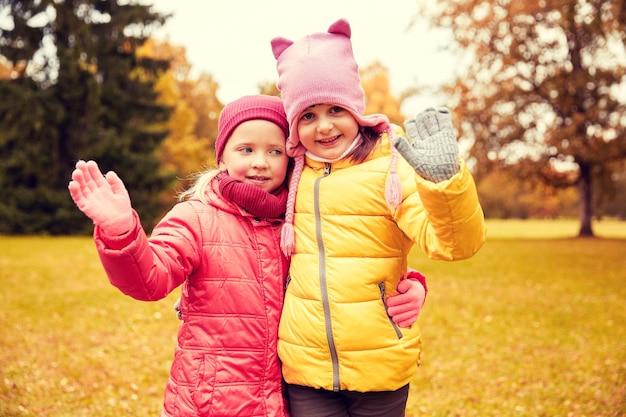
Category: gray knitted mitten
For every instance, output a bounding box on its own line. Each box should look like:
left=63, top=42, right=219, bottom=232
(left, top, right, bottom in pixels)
left=392, top=107, right=460, bottom=183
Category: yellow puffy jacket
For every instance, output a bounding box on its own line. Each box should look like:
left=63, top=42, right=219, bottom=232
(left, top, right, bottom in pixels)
left=278, top=129, right=486, bottom=392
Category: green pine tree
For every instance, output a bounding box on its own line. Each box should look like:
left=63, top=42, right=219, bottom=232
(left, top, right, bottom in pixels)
left=0, top=0, right=173, bottom=234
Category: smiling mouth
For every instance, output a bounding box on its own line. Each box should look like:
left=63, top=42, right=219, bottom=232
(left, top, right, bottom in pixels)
left=247, top=176, right=270, bottom=182
left=317, top=135, right=340, bottom=144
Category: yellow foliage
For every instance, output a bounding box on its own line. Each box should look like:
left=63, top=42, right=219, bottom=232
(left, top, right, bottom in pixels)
left=137, top=38, right=222, bottom=186
left=0, top=57, right=26, bottom=80
left=360, top=61, right=405, bottom=126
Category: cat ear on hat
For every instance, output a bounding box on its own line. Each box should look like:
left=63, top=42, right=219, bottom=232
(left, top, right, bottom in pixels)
left=272, top=18, right=351, bottom=59
left=328, top=18, right=351, bottom=38
left=271, top=37, right=293, bottom=59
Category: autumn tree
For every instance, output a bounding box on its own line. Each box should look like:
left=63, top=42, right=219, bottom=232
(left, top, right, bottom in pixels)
left=360, top=61, right=405, bottom=126
left=137, top=38, right=222, bottom=196
left=477, top=166, right=578, bottom=218
left=258, top=80, right=280, bottom=97
left=418, top=0, right=626, bottom=236
left=0, top=0, right=171, bottom=234
left=0, top=56, right=16, bottom=79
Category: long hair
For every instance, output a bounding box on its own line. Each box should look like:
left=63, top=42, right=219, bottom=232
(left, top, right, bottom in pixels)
left=177, top=169, right=220, bottom=203
left=349, top=126, right=382, bottom=163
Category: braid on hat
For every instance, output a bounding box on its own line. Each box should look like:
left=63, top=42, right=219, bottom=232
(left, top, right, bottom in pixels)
left=280, top=155, right=304, bottom=256
left=385, top=125, right=402, bottom=211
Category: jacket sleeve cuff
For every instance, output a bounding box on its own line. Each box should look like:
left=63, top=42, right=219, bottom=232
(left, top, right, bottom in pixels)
left=95, top=210, right=140, bottom=250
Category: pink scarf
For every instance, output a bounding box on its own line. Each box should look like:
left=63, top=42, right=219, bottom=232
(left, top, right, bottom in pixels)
left=217, top=172, right=287, bottom=219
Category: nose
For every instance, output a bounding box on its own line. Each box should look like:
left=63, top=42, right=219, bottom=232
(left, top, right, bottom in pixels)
left=251, top=153, right=269, bottom=168
left=316, top=115, right=333, bottom=133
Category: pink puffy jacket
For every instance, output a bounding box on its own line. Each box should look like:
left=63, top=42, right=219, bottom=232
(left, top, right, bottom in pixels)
left=94, top=180, right=290, bottom=417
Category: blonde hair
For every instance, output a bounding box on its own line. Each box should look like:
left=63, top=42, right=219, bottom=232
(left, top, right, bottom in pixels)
left=178, top=168, right=221, bottom=203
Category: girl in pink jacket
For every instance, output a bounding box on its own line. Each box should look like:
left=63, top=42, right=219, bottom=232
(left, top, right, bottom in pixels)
left=69, top=95, right=292, bottom=417
left=69, top=94, right=426, bottom=416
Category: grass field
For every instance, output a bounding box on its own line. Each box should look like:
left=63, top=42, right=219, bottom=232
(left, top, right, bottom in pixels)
left=1, top=219, right=625, bottom=417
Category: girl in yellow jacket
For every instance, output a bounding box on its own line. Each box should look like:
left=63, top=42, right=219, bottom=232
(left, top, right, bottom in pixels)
left=270, top=18, right=487, bottom=417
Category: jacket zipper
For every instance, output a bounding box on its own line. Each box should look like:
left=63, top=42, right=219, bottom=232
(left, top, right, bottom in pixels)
left=378, top=282, right=404, bottom=339
left=316, top=162, right=341, bottom=391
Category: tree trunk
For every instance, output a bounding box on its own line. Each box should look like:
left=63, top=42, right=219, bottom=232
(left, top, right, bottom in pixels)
left=578, top=162, right=594, bottom=237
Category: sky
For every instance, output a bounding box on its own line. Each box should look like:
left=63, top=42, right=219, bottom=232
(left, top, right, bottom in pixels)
left=147, top=0, right=458, bottom=113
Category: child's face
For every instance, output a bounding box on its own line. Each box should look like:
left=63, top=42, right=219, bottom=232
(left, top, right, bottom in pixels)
left=297, top=104, right=359, bottom=160
left=219, top=120, right=289, bottom=193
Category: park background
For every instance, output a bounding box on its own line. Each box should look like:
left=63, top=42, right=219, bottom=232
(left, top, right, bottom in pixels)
left=1, top=1, right=625, bottom=416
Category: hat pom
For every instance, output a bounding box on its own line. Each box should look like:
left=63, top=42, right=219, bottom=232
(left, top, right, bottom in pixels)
left=280, top=222, right=295, bottom=257
left=385, top=127, right=402, bottom=210
left=386, top=167, right=402, bottom=210
left=280, top=155, right=304, bottom=257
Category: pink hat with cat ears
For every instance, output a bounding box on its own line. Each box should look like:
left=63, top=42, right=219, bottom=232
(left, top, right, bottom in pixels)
left=270, top=19, right=402, bottom=257
left=271, top=18, right=389, bottom=157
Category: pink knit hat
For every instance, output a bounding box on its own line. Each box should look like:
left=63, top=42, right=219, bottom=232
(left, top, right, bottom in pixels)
left=271, top=18, right=389, bottom=157
left=215, top=95, right=289, bottom=163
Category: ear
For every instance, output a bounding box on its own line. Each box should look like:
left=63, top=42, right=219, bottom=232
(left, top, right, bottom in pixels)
left=328, top=18, right=351, bottom=38
left=271, top=37, right=294, bottom=59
